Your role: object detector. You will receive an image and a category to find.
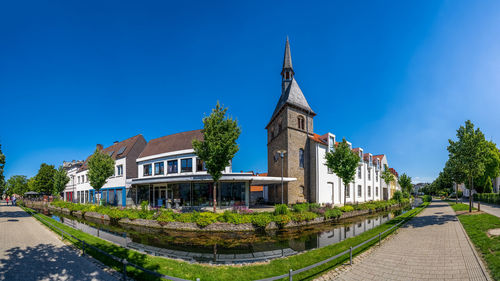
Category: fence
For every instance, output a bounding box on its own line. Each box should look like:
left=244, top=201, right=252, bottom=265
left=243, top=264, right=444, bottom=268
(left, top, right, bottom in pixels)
left=24, top=204, right=423, bottom=281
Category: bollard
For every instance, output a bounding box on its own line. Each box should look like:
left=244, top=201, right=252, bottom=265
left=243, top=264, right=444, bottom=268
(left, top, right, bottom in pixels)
left=122, top=259, right=128, bottom=281
left=82, top=241, right=86, bottom=256
left=61, top=231, right=64, bottom=240
left=349, top=247, right=353, bottom=265
left=379, top=233, right=381, bottom=246
left=196, top=279, right=200, bottom=281
left=289, top=269, right=293, bottom=281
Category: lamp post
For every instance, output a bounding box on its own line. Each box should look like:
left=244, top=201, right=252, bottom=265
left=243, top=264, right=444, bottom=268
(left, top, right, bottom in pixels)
left=277, top=150, right=287, bottom=204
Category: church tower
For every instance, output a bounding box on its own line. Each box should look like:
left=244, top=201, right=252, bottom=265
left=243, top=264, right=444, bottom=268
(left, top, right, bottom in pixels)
left=266, top=38, right=316, bottom=204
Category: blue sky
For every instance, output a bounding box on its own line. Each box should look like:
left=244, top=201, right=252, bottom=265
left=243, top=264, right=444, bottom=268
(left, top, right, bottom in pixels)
left=2, top=1, right=500, bottom=183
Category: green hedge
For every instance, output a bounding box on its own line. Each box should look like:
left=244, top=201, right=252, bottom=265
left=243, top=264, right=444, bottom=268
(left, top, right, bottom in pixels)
left=49, top=199, right=407, bottom=229
left=474, top=193, right=500, bottom=204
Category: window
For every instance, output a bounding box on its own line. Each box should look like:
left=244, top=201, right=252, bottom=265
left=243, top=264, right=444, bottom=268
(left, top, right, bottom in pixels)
left=357, top=185, right=362, bottom=197
left=143, top=164, right=152, bottom=176
left=368, top=186, right=371, bottom=197
left=376, top=186, right=379, bottom=196
left=328, top=167, right=333, bottom=174
left=297, top=116, right=305, bottom=130
left=368, top=169, right=371, bottom=180
left=167, top=160, right=178, bottom=174
left=358, top=166, right=362, bottom=179
left=196, top=158, right=207, bottom=172
left=117, top=165, right=123, bottom=176
left=376, top=171, right=378, bottom=181
left=346, top=184, right=350, bottom=197
left=286, top=72, right=289, bottom=79
left=154, top=162, right=164, bottom=175
left=86, top=175, right=89, bottom=182
left=181, top=158, right=193, bottom=173
left=299, top=149, right=304, bottom=168
left=329, top=136, right=335, bottom=152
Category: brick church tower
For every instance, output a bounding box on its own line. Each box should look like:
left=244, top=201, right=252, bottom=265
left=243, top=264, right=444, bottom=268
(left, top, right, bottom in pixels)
left=266, top=38, right=316, bottom=204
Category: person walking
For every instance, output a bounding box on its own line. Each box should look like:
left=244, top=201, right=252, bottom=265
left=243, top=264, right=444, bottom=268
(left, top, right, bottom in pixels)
left=12, top=195, right=16, bottom=206
left=5, top=196, right=9, bottom=206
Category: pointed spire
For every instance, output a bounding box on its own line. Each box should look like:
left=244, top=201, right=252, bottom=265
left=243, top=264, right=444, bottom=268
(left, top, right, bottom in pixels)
left=282, top=36, right=293, bottom=71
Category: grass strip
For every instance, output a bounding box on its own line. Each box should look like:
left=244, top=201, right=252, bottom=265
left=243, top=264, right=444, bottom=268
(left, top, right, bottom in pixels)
left=447, top=201, right=477, bottom=212
left=455, top=212, right=500, bottom=280
left=22, top=203, right=428, bottom=281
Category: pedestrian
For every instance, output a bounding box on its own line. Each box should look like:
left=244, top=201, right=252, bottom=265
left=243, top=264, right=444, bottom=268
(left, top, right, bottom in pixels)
left=12, top=195, right=16, bottom=206
left=5, top=196, right=9, bottom=206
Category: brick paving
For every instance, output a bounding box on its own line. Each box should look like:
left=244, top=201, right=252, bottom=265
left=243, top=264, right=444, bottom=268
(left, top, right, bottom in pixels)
left=315, top=200, right=491, bottom=281
left=0, top=201, right=118, bottom=281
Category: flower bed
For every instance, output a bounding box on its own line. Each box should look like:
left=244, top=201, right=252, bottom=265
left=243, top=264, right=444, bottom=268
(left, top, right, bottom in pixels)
left=35, top=199, right=409, bottom=232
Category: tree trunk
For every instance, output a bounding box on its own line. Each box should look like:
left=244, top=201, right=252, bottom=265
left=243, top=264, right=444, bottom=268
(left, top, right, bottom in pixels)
left=455, top=183, right=458, bottom=204
left=213, top=181, right=217, bottom=213
left=344, top=182, right=346, bottom=206
left=469, top=177, right=472, bottom=213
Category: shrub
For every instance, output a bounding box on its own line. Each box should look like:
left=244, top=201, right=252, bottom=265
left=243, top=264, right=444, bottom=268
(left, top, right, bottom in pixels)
left=423, top=195, right=432, bottom=202
left=393, top=191, right=403, bottom=203
left=140, top=200, right=149, bottom=212
left=274, top=204, right=289, bottom=215
left=220, top=211, right=251, bottom=224
left=402, top=191, right=410, bottom=199
left=157, top=209, right=175, bottom=222
left=274, top=214, right=291, bottom=227
left=195, top=212, right=219, bottom=227
left=339, top=205, right=354, bottom=212
left=290, top=211, right=317, bottom=222
left=251, top=213, right=273, bottom=228
left=325, top=208, right=342, bottom=219
left=292, top=203, right=310, bottom=213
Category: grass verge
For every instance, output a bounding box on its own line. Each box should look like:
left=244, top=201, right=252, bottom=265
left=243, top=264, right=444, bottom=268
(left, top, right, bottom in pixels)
left=22, top=203, right=428, bottom=281
left=454, top=212, right=500, bottom=280
left=447, top=201, right=477, bottom=212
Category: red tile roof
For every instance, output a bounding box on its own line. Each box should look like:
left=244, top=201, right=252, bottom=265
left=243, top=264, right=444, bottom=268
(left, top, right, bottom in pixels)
left=309, top=133, right=327, bottom=145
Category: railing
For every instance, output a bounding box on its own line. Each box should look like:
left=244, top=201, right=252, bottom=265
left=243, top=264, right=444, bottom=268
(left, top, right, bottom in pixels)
left=254, top=206, right=421, bottom=281
left=23, top=207, right=197, bottom=281
left=24, top=204, right=423, bottom=281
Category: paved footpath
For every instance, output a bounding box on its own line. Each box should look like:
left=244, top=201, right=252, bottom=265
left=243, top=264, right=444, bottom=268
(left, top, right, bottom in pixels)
left=316, top=200, right=491, bottom=281
left=0, top=201, right=118, bottom=281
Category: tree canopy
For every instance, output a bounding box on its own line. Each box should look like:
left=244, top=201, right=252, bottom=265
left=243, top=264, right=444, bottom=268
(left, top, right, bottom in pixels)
left=325, top=138, right=360, bottom=205
left=398, top=173, right=412, bottom=195
left=381, top=164, right=394, bottom=187
left=53, top=165, right=70, bottom=195
left=34, top=163, right=56, bottom=195
left=88, top=148, right=115, bottom=195
left=193, top=102, right=241, bottom=212
left=5, top=175, right=28, bottom=196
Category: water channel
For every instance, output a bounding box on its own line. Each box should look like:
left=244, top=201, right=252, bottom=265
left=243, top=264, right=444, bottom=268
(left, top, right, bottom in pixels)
left=36, top=205, right=414, bottom=264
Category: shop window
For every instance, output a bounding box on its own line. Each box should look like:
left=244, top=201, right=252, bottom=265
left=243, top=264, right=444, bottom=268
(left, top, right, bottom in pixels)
left=167, top=160, right=178, bottom=174
left=143, top=164, right=152, bottom=176
left=154, top=162, right=164, bottom=175
left=181, top=158, right=193, bottom=173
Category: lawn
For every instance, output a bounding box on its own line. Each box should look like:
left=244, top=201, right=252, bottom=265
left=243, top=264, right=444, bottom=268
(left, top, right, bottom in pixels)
left=456, top=213, right=500, bottom=280
left=22, top=203, right=428, bottom=281
left=447, top=202, right=477, bottom=212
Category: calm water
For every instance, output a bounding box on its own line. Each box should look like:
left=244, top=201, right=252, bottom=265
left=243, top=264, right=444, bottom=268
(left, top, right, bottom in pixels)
left=40, top=205, right=412, bottom=264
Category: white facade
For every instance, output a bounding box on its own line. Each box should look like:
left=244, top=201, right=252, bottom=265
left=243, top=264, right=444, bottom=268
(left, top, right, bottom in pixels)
left=311, top=133, right=387, bottom=206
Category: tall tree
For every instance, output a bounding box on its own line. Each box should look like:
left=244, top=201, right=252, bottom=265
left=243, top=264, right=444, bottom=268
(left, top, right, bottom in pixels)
left=473, top=140, right=500, bottom=193
left=34, top=163, right=56, bottom=195
left=5, top=175, right=28, bottom=196
left=193, top=102, right=241, bottom=212
left=444, top=158, right=466, bottom=203
left=398, top=173, right=413, bottom=195
left=88, top=148, right=115, bottom=204
left=325, top=138, right=360, bottom=205
left=447, top=120, right=488, bottom=212
left=381, top=165, right=394, bottom=198
left=0, top=144, right=5, bottom=196
left=53, top=166, right=70, bottom=196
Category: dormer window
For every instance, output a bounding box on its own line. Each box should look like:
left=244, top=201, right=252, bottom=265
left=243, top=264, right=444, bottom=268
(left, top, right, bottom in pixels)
left=297, top=116, right=305, bottom=130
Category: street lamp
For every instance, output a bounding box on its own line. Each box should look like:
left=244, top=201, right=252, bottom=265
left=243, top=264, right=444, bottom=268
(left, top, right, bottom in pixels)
left=276, top=150, right=287, bottom=204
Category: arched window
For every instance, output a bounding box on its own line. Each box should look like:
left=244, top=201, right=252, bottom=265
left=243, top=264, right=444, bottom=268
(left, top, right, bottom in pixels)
left=297, top=116, right=305, bottom=130
left=299, top=148, right=304, bottom=168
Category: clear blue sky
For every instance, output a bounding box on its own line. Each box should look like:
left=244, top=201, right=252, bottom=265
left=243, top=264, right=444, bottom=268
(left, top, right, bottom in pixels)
left=2, top=1, right=500, bottom=183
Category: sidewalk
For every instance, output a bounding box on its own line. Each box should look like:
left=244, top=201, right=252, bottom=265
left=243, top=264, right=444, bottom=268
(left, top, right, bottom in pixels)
left=0, top=201, right=118, bottom=281
left=468, top=200, right=500, bottom=218
left=316, top=200, right=490, bottom=281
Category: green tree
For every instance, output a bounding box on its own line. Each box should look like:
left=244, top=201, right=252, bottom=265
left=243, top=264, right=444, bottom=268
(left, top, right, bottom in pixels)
left=474, top=141, right=500, bottom=193
left=325, top=138, right=360, bottom=205
left=444, top=158, right=466, bottom=203
left=483, top=176, right=493, bottom=193
left=27, top=177, right=36, bottom=193
left=5, top=175, right=28, bottom=196
left=34, top=163, right=56, bottom=194
left=398, top=173, right=413, bottom=195
left=53, top=165, right=70, bottom=196
left=192, top=102, right=241, bottom=212
left=88, top=148, right=115, bottom=204
left=0, top=144, right=5, bottom=196
left=447, top=120, right=488, bottom=212
left=381, top=164, right=394, bottom=197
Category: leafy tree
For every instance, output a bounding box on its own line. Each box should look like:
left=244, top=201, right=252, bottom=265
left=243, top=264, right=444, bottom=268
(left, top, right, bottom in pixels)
left=5, top=175, right=28, bottom=196
left=473, top=141, right=500, bottom=193
left=193, top=102, right=241, bottom=212
left=325, top=138, right=360, bottom=205
left=0, top=144, right=5, bottom=196
left=381, top=164, right=394, bottom=197
left=398, top=173, right=413, bottom=195
left=88, top=148, right=115, bottom=203
left=483, top=176, right=493, bottom=193
left=34, top=163, right=56, bottom=194
left=444, top=158, right=466, bottom=203
left=447, top=120, right=488, bottom=212
left=27, top=177, right=36, bottom=193
left=53, top=165, right=70, bottom=196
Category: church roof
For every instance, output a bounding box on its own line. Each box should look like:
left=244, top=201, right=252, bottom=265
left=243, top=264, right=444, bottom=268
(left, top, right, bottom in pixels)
left=282, top=37, right=293, bottom=71
left=268, top=78, right=315, bottom=124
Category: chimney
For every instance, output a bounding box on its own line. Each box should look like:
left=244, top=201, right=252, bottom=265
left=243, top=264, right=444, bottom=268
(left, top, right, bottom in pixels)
left=96, top=144, right=103, bottom=151
left=114, top=141, right=119, bottom=144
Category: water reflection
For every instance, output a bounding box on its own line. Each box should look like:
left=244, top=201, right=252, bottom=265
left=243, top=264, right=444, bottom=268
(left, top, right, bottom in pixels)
left=44, top=208, right=404, bottom=264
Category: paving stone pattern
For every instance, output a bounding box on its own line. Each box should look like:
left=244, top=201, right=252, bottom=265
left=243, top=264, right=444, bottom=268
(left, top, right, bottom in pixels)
left=0, top=202, right=118, bottom=281
left=315, top=200, right=490, bottom=281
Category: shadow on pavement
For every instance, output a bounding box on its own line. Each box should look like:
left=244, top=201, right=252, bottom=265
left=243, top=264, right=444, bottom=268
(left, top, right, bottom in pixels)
left=0, top=211, right=31, bottom=218
left=0, top=243, right=117, bottom=281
